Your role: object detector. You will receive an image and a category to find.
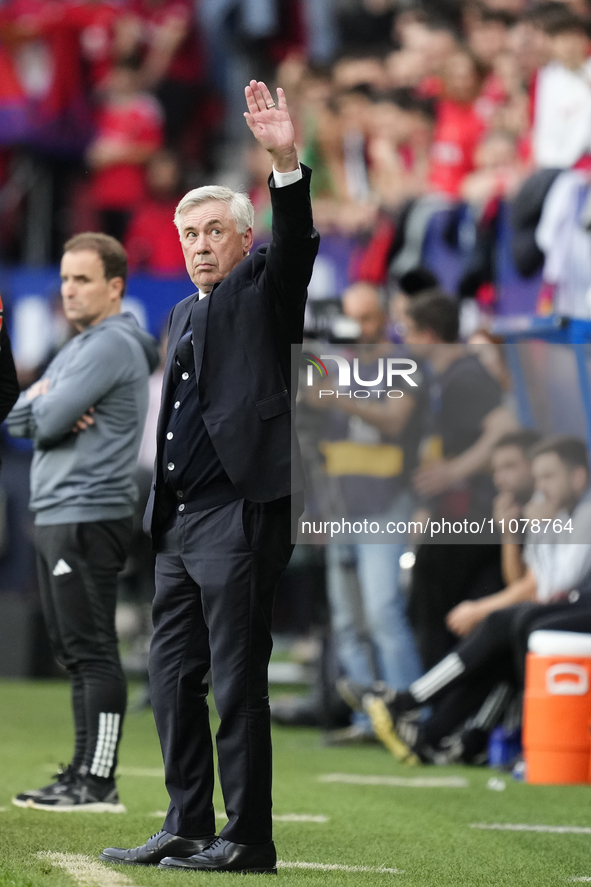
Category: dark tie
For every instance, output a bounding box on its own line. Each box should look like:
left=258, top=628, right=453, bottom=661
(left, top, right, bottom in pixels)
left=173, top=331, right=194, bottom=384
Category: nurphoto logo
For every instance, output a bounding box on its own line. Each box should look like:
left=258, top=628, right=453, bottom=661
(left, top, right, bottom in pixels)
left=303, top=352, right=419, bottom=399
left=302, top=351, right=329, bottom=380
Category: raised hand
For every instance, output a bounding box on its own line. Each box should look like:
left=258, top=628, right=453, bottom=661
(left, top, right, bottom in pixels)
left=244, top=79, right=298, bottom=173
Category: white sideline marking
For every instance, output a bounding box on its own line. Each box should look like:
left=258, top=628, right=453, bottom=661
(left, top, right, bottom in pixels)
left=151, top=811, right=330, bottom=823
left=116, top=766, right=163, bottom=777
left=38, top=853, right=140, bottom=886
left=273, top=813, right=329, bottom=823
left=38, top=850, right=402, bottom=879
left=571, top=878, right=591, bottom=881
left=320, top=773, right=469, bottom=788
left=277, top=860, right=404, bottom=874
left=216, top=812, right=329, bottom=823
left=471, top=823, right=591, bottom=835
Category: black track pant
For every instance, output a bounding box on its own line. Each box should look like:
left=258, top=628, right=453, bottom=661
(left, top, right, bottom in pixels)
left=35, top=519, right=133, bottom=780
left=419, top=595, right=591, bottom=747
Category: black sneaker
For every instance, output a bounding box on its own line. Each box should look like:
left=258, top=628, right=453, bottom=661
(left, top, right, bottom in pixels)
left=14, top=774, right=126, bottom=812
left=12, top=764, right=78, bottom=808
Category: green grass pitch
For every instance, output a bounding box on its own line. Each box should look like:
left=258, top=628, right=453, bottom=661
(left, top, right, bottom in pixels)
left=1, top=680, right=591, bottom=886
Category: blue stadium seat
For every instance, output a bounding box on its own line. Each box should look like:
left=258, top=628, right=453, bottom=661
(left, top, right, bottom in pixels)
left=420, top=208, right=465, bottom=296
left=494, top=201, right=542, bottom=317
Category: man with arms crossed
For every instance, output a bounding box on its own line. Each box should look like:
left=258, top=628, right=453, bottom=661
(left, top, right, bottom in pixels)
left=100, top=80, right=319, bottom=874
left=8, top=233, right=159, bottom=810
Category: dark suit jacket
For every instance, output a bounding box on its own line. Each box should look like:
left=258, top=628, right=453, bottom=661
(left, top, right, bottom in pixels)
left=145, top=164, right=320, bottom=544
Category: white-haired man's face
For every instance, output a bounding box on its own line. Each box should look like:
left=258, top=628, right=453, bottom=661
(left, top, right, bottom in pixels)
left=179, top=199, right=253, bottom=292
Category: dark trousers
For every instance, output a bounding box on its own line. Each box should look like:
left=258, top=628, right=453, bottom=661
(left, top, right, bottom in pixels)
left=35, top=519, right=132, bottom=778
left=424, top=595, right=591, bottom=746
left=409, top=543, right=504, bottom=670
left=149, top=496, right=295, bottom=844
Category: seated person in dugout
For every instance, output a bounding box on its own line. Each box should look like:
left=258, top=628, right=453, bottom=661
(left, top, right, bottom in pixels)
left=339, top=435, right=591, bottom=764
left=446, top=428, right=541, bottom=638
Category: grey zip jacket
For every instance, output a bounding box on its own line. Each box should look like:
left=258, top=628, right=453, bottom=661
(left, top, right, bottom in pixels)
left=7, top=312, right=160, bottom=525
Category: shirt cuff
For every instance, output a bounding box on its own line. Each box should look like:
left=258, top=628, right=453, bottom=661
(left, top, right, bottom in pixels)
left=272, top=164, right=302, bottom=188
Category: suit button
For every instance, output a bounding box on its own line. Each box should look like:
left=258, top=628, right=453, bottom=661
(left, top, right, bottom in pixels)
left=167, top=432, right=173, bottom=440
left=178, top=504, right=185, bottom=512
left=176, top=490, right=184, bottom=498
left=182, top=372, right=189, bottom=381
left=167, top=462, right=175, bottom=471
left=174, top=401, right=180, bottom=409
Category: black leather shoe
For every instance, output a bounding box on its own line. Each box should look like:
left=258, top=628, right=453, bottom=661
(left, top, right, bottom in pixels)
left=159, top=837, right=277, bottom=873
left=99, top=830, right=216, bottom=865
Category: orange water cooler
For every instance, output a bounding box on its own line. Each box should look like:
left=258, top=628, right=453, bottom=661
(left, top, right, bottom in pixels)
left=523, top=630, right=591, bottom=784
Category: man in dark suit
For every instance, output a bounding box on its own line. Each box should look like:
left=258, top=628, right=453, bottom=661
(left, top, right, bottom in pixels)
left=100, top=80, right=319, bottom=874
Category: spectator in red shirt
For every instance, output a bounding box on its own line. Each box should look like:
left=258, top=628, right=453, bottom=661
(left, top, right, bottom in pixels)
left=460, top=129, right=526, bottom=208
left=0, top=0, right=93, bottom=154
left=62, top=0, right=136, bottom=91
left=395, top=12, right=459, bottom=97
left=428, top=48, right=488, bottom=198
left=0, top=1, right=147, bottom=145
left=367, top=88, right=435, bottom=208
left=127, top=0, right=205, bottom=148
left=87, top=58, right=164, bottom=241
left=125, top=149, right=185, bottom=274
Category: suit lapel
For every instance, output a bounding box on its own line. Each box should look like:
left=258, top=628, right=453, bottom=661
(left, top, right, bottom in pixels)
left=158, top=297, right=194, bottom=441
left=190, top=288, right=212, bottom=381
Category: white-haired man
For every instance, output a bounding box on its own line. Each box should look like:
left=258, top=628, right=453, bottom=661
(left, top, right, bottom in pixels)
left=100, top=81, right=319, bottom=874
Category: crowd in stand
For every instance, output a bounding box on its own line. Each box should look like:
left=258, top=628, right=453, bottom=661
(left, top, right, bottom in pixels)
left=272, top=0, right=591, bottom=320
left=3, top=0, right=591, bottom=772
left=0, top=0, right=311, bottom=268
left=1, top=0, right=591, bottom=313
